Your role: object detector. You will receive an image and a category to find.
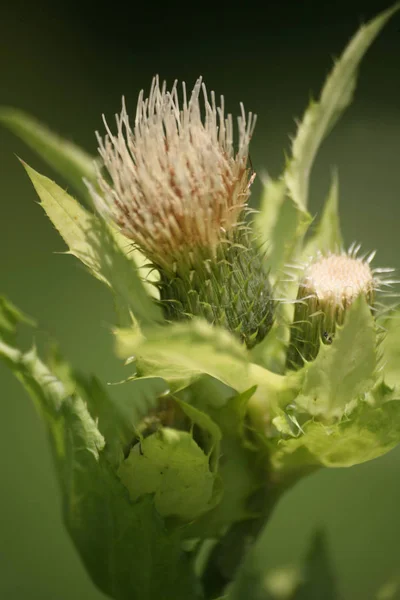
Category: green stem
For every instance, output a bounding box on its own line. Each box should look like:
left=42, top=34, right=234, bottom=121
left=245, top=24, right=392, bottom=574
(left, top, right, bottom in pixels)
left=200, top=465, right=315, bottom=599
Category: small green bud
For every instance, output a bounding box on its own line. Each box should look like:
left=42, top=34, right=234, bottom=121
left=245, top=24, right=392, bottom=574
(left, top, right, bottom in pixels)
left=287, top=252, right=375, bottom=369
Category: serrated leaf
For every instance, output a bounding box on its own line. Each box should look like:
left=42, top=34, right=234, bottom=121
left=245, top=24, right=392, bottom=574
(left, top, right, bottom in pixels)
left=47, top=344, right=169, bottom=467
left=0, top=305, right=199, bottom=600
left=23, top=162, right=162, bottom=327
left=117, top=320, right=295, bottom=420
left=0, top=107, right=96, bottom=202
left=118, top=428, right=215, bottom=521
left=285, top=3, right=400, bottom=211
left=272, top=397, right=400, bottom=471
left=115, top=318, right=251, bottom=393
left=302, top=171, right=342, bottom=259
left=294, top=296, right=377, bottom=418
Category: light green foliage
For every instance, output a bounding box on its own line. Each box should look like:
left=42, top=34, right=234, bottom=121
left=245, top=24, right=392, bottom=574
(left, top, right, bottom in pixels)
left=381, top=311, right=400, bottom=387
left=0, top=107, right=96, bottom=202
left=48, top=346, right=168, bottom=467
left=294, top=296, right=377, bottom=418
left=255, top=178, right=311, bottom=286
left=302, top=171, right=342, bottom=259
left=0, top=295, right=34, bottom=344
left=285, top=3, right=400, bottom=212
left=176, top=398, right=222, bottom=470
left=254, top=178, right=298, bottom=281
left=183, top=385, right=264, bottom=538
left=272, top=397, right=400, bottom=470
left=115, top=318, right=251, bottom=393
left=118, top=428, right=215, bottom=521
left=256, top=4, right=399, bottom=284
left=0, top=301, right=199, bottom=600
left=23, top=163, right=162, bottom=327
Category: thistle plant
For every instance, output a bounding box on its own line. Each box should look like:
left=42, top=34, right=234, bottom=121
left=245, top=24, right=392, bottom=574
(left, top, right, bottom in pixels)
left=1, top=4, right=400, bottom=600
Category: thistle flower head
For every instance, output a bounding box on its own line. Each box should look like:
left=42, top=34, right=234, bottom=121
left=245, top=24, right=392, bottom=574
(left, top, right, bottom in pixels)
left=91, top=76, right=256, bottom=272
left=287, top=248, right=380, bottom=369
left=302, top=253, right=375, bottom=310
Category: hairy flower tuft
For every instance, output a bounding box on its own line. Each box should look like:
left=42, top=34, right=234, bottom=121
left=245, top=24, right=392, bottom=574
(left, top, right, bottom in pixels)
left=90, top=76, right=256, bottom=271
left=287, top=249, right=379, bottom=368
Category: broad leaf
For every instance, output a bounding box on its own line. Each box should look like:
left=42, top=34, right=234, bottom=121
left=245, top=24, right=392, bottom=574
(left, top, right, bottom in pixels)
left=294, top=296, right=377, bottom=418
left=271, top=396, right=400, bottom=471
left=0, top=308, right=199, bottom=600
left=118, top=428, right=215, bottom=521
left=23, top=163, right=162, bottom=327
left=115, top=318, right=251, bottom=393
left=285, top=4, right=400, bottom=211
left=0, top=107, right=96, bottom=202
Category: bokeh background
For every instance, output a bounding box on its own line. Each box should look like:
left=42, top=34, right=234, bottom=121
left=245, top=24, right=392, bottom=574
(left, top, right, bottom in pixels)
left=1, top=0, right=400, bottom=598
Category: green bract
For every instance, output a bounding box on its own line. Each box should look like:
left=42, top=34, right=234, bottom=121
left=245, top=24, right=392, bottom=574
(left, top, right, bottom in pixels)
left=1, top=5, right=400, bottom=600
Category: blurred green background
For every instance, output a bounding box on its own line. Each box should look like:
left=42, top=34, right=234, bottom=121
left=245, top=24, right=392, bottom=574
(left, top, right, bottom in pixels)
left=1, top=1, right=400, bottom=598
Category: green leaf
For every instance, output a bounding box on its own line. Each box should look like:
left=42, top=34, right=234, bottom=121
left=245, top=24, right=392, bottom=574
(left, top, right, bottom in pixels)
left=118, top=427, right=215, bottom=521
left=253, top=184, right=311, bottom=372
left=23, top=162, right=162, bottom=327
left=381, top=311, right=400, bottom=388
left=254, top=177, right=287, bottom=276
left=176, top=398, right=222, bottom=471
left=115, top=318, right=251, bottom=393
left=0, top=107, right=96, bottom=202
left=117, top=320, right=294, bottom=420
left=0, top=306, right=199, bottom=600
left=302, top=170, right=342, bottom=259
left=271, top=397, right=400, bottom=471
left=182, top=385, right=265, bottom=539
left=0, top=296, right=34, bottom=345
left=255, top=178, right=311, bottom=284
left=294, top=296, right=377, bottom=418
left=47, top=344, right=169, bottom=468
left=285, top=3, right=400, bottom=211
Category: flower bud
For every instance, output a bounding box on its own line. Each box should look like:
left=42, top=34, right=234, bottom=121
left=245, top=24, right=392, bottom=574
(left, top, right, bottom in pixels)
left=287, top=251, right=376, bottom=369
